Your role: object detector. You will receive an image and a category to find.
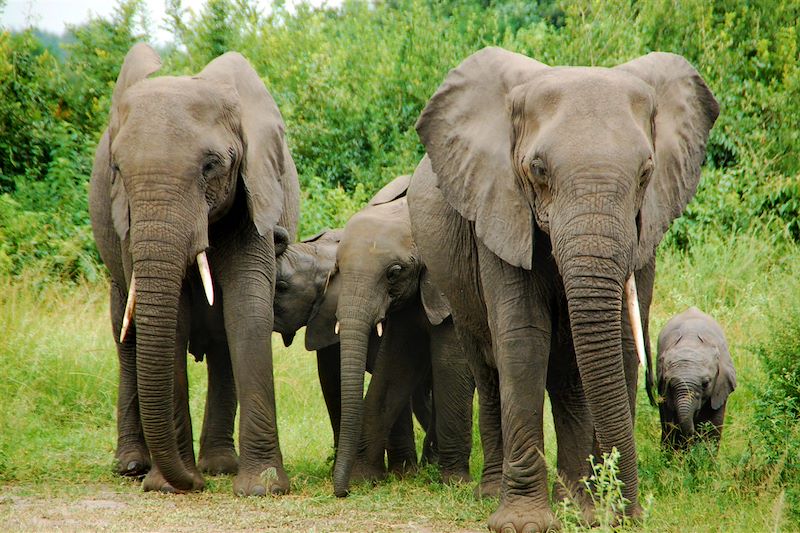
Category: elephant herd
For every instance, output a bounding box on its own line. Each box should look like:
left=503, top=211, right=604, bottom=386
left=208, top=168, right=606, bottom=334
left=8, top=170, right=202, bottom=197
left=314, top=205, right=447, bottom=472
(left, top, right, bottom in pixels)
left=88, top=43, right=736, bottom=532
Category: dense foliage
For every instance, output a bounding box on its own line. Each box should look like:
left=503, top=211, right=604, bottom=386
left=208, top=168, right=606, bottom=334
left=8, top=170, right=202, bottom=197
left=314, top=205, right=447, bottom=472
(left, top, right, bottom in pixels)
left=0, top=0, right=797, bottom=280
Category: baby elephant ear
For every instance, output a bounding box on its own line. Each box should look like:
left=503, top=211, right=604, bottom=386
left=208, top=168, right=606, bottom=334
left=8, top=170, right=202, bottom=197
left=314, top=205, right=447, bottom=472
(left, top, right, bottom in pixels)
left=416, top=47, right=548, bottom=270
left=199, top=52, right=290, bottom=236
left=420, top=267, right=450, bottom=326
left=711, top=342, right=737, bottom=410
left=368, top=175, right=411, bottom=206
left=305, top=269, right=340, bottom=351
left=615, top=53, right=720, bottom=269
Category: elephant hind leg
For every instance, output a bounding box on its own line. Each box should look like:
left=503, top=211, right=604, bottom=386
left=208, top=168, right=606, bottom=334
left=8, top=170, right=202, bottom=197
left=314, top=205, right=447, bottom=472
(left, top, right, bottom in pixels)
left=386, top=402, right=418, bottom=476
left=198, top=340, right=239, bottom=475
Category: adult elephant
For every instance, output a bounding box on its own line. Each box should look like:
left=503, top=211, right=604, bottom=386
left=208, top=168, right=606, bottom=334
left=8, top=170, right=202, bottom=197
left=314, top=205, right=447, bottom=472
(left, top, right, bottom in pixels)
left=273, top=222, right=435, bottom=467
left=408, top=47, right=718, bottom=531
left=89, top=43, right=299, bottom=496
left=331, top=182, right=475, bottom=497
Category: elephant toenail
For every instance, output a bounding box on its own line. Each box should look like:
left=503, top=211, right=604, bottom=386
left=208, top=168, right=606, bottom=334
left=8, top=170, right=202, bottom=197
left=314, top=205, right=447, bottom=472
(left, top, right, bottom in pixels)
left=252, top=485, right=267, bottom=496
left=270, top=484, right=286, bottom=495
left=127, top=461, right=139, bottom=472
left=502, top=526, right=516, bottom=533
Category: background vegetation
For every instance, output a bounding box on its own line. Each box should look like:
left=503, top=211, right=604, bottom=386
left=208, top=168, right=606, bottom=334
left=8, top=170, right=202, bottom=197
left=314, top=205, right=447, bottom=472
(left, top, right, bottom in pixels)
left=0, top=0, right=798, bottom=531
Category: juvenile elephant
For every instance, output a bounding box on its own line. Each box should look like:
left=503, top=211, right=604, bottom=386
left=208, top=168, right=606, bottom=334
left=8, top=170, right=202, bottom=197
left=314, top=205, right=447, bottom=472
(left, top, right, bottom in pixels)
left=408, top=47, right=718, bottom=531
left=273, top=222, right=434, bottom=467
left=331, top=181, right=475, bottom=497
left=89, top=43, right=299, bottom=495
left=657, top=307, right=736, bottom=449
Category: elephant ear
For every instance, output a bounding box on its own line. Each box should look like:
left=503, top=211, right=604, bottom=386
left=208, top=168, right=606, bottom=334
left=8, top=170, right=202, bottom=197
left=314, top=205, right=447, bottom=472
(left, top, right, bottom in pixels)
left=108, top=43, right=162, bottom=241
left=615, top=53, right=720, bottom=269
left=368, top=175, right=411, bottom=206
left=416, top=47, right=548, bottom=269
left=199, top=52, right=289, bottom=236
left=305, top=268, right=341, bottom=351
left=419, top=267, right=450, bottom=326
left=711, top=340, right=736, bottom=410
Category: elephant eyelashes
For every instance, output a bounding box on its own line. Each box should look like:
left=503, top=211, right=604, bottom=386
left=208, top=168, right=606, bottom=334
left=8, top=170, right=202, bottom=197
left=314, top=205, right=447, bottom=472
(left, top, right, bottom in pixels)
left=386, top=264, right=403, bottom=282
left=529, top=157, right=548, bottom=185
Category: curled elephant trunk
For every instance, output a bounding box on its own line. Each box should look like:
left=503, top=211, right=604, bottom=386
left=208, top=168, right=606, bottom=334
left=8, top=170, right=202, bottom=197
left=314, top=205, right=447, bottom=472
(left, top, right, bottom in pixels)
left=332, top=287, right=375, bottom=497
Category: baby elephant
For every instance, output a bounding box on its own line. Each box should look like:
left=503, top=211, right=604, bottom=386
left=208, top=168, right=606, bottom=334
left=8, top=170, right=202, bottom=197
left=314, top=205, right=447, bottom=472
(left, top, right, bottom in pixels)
left=657, top=307, right=736, bottom=449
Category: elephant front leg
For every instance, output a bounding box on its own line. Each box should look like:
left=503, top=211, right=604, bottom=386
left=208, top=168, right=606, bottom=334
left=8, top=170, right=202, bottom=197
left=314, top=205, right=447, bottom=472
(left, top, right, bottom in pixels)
left=316, top=345, right=342, bottom=451
left=110, top=279, right=150, bottom=478
left=222, top=230, right=288, bottom=496
left=386, top=402, right=418, bottom=476
left=480, top=249, right=556, bottom=533
left=198, top=341, right=239, bottom=475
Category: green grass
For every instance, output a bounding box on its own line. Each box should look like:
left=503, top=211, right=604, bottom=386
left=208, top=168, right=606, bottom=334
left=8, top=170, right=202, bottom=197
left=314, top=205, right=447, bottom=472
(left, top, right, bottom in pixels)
left=0, top=226, right=798, bottom=531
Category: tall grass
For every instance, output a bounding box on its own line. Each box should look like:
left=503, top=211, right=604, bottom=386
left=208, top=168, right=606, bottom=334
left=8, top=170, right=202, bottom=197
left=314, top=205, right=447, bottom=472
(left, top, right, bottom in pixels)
left=0, top=225, right=797, bottom=530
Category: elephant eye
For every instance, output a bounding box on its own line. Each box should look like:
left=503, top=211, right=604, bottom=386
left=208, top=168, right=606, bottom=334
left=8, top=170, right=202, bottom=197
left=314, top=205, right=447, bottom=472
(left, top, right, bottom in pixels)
left=529, top=157, right=547, bottom=183
left=386, top=264, right=403, bottom=282
left=276, top=280, right=290, bottom=293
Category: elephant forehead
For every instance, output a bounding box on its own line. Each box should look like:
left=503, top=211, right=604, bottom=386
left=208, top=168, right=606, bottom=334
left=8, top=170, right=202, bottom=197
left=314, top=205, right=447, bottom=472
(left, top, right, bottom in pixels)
left=120, top=77, right=239, bottom=131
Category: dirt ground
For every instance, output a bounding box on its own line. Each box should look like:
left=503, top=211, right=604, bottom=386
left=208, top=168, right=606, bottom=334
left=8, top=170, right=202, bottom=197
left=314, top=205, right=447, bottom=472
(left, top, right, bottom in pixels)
left=0, top=484, right=483, bottom=532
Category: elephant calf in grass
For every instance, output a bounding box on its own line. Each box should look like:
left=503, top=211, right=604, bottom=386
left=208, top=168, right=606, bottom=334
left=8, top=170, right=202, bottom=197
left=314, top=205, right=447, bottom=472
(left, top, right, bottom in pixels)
left=89, top=43, right=298, bottom=496
left=657, top=307, right=736, bottom=449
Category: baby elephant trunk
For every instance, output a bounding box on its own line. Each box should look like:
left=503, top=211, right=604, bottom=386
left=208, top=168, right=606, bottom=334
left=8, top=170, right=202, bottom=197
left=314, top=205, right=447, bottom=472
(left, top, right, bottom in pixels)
left=674, top=387, right=696, bottom=436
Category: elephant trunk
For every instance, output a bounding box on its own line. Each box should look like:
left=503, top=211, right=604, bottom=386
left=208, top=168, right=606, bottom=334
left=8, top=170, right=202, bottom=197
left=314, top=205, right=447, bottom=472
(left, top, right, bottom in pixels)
left=554, top=194, right=640, bottom=509
left=674, top=387, right=696, bottom=436
left=129, top=194, right=203, bottom=491
left=332, top=280, right=376, bottom=497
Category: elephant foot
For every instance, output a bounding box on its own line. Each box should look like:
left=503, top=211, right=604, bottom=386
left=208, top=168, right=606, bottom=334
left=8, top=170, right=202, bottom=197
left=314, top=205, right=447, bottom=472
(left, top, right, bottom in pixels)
left=388, top=455, right=418, bottom=478
left=553, top=482, right=594, bottom=526
left=474, top=475, right=501, bottom=499
left=114, top=446, right=150, bottom=478
left=350, top=460, right=387, bottom=484
left=233, top=465, right=289, bottom=496
left=198, top=448, right=239, bottom=475
left=488, top=499, right=559, bottom=533
left=142, top=465, right=205, bottom=493
left=441, top=467, right=471, bottom=485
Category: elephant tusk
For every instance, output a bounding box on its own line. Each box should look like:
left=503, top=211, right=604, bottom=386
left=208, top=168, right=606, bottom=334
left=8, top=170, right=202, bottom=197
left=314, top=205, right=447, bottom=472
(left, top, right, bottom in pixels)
left=376, top=322, right=383, bottom=338
left=334, top=321, right=340, bottom=335
left=625, top=274, right=647, bottom=367
left=197, top=251, right=214, bottom=306
left=119, top=274, right=136, bottom=343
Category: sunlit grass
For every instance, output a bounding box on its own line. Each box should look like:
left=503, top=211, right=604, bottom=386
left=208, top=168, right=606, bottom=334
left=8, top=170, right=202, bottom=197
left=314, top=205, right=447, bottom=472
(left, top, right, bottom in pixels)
left=1, top=226, right=798, bottom=531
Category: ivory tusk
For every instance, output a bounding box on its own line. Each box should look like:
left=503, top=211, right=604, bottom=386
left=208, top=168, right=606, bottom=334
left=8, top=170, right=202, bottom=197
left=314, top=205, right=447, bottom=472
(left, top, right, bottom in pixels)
left=197, top=251, right=214, bottom=306
left=624, top=274, right=647, bottom=367
left=120, top=274, right=136, bottom=343
left=334, top=321, right=340, bottom=335
left=376, top=322, right=383, bottom=338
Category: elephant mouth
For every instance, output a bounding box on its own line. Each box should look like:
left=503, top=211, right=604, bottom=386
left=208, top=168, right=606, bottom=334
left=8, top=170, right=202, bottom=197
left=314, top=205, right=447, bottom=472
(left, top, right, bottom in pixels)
left=335, top=317, right=385, bottom=338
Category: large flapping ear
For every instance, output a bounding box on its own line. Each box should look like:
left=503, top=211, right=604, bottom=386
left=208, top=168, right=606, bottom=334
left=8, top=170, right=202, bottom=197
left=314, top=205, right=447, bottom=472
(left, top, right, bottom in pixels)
left=199, top=52, right=290, bottom=236
left=711, top=339, right=736, bottom=410
left=419, top=267, right=451, bottom=326
left=416, top=46, right=548, bottom=269
left=305, top=268, right=341, bottom=351
left=108, top=43, right=161, bottom=241
left=615, top=53, right=720, bottom=269
left=367, top=175, right=411, bottom=206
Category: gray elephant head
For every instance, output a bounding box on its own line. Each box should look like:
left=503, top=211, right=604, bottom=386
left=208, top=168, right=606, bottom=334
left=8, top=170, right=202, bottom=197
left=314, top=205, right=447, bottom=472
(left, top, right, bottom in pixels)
left=93, top=43, right=297, bottom=491
left=331, top=176, right=449, bottom=497
left=417, top=47, right=718, bottom=502
left=658, top=307, right=736, bottom=436
left=273, top=229, right=342, bottom=349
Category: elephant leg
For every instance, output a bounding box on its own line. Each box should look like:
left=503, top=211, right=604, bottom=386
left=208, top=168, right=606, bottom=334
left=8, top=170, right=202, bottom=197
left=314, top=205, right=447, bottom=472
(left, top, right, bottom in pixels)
left=110, top=278, right=150, bottom=478
left=457, top=324, right=502, bottom=499
left=198, top=340, right=239, bottom=475
left=386, top=402, right=418, bottom=476
left=430, top=320, right=474, bottom=485
left=357, top=315, right=428, bottom=483
left=548, top=322, right=594, bottom=523
left=479, top=244, right=556, bottom=533
left=316, top=345, right=342, bottom=451
left=415, top=379, right=439, bottom=466
left=143, top=288, right=202, bottom=493
left=221, top=226, right=288, bottom=496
